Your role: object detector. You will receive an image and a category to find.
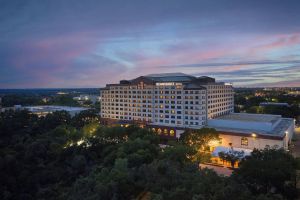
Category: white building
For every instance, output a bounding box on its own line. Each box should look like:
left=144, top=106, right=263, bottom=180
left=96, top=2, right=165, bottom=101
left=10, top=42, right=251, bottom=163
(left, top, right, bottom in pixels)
left=203, top=82, right=235, bottom=119
left=73, top=94, right=100, bottom=104
left=24, top=105, right=89, bottom=117
left=1, top=105, right=89, bottom=117
left=208, top=113, right=295, bottom=150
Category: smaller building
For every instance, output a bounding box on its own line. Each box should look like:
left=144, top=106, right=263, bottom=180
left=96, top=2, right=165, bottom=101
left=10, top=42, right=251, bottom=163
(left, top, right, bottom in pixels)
left=73, top=94, right=100, bottom=104
left=259, top=102, right=290, bottom=107
left=24, top=105, right=89, bottom=117
left=208, top=113, right=295, bottom=150
left=1, top=105, right=89, bottom=117
left=1, top=105, right=23, bottom=112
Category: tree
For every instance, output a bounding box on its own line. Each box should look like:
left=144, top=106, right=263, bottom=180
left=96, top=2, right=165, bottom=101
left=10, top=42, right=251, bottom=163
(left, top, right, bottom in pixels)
left=2, top=109, right=297, bottom=200
left=70, top=109, right=99, bottom=129
left=180, top=128, right=219, bottom=151
left=39, top=111, right=71, bottom=130
left=179, top=128, right=219, bottom=163
left=233, top=147, right=298, bottom=199
left=160, top=144, right=196, bottom=168
left=48, top=94, right=80, bottom=107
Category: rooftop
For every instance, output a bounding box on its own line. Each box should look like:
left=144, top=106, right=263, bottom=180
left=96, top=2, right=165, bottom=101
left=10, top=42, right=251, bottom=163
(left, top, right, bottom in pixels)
left=260, top=102, right=290, bottom=107
left=216, top=113, right=281, bottom=124
left=145, top=72, right=191, bottom=77
left=106, top=73, right=218, bottom=88
left=24, top=105, right=89, bottom=112
left=208, top=113, right=294, bottom=138
left=144, top=72, right=196, bottom=82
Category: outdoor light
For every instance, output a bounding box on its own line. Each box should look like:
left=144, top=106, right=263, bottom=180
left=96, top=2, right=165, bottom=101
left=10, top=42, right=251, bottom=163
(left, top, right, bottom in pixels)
left=251, top=133, right=257, bottom=137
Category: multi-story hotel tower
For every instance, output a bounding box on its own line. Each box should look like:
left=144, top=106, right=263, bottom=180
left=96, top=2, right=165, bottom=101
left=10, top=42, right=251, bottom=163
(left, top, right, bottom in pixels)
left=100, top=73, right=234, bottom=136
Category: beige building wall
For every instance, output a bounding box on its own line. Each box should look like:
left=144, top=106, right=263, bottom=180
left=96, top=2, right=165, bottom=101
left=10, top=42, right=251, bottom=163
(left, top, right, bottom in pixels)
left=218, top=134, right=286, bottom=150
left=203, top=83, right=234, bottom=119
left=101, top=82, right=207, bottom=129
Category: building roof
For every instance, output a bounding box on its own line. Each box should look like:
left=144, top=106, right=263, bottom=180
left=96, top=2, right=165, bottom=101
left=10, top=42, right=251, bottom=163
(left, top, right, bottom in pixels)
left=24, top=105, right=89, bottom=112
left=183, top=83, right=206, bottom=90
left=216, top=113, right=281, bottom=124
left=105, top=73, right=218, bottom=89
left=260, top=102, right=290, bottom=107
left=208, top=113, right=294, bottom=138
left=144, top=73, right=196, bottom=82
left=145, top=72, right=190, bottom=77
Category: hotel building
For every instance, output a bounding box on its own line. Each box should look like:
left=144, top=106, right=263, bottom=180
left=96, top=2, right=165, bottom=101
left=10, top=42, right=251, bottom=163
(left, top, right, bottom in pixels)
left=101, top=73, right=234, bottom=128
left=100, top=73, right=294, bottom=151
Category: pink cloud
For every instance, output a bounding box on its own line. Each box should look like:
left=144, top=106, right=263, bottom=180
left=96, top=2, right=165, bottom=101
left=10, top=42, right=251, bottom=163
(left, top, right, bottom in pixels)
left=248, top=33, right=300, bottom=56
left=8, top=32, right=101, bottom=87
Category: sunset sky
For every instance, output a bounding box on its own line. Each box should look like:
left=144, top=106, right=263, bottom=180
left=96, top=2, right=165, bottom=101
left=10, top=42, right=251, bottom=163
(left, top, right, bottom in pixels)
left=0, top=0, right=300, bottom=88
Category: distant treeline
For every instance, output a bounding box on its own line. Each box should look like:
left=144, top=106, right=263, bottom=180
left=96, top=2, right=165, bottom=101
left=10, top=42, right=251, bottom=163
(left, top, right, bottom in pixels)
left=0, top=88, right=101, bottom=96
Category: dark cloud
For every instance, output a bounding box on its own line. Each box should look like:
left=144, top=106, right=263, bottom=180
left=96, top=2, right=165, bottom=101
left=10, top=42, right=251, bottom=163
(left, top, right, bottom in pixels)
left=220, top=78, right=264, bottom=83
left=159, top=60, right=300, bottom=68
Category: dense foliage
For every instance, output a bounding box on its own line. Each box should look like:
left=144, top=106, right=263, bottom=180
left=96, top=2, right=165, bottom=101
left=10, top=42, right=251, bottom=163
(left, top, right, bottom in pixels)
left=233, top=148, right=298, bottom=199
left=0, top=110, right=298, bottom=199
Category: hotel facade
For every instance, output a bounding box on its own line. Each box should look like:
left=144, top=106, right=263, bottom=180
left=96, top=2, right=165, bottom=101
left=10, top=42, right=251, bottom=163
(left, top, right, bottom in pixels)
left=100, top=73, right=294, bottom=151
left=101, top=73, right=234, bottom=130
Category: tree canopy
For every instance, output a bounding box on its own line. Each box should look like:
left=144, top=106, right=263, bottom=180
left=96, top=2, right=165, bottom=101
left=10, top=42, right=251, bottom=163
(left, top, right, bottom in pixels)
left=233, top=147, right=298, bottom=199
left=0, top=110, right=298, bottom=200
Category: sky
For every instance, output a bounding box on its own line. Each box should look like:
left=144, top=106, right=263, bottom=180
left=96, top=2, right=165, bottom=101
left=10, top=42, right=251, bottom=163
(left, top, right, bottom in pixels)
left=0, top=0, right=300, bottom=88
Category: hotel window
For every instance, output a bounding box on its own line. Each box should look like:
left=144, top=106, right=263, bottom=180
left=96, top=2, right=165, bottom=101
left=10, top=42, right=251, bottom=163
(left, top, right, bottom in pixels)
left=164, top=129, right=168, bottom=135
left=157, top=128, right=162, bottom=134
left=241, top=137, right=248, bottom=146
left=170, top=130, right=175, bottom=136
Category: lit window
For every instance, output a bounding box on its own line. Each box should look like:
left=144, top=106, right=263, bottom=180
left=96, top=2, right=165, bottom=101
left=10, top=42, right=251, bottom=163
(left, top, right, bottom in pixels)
left=164, top=129, right=168, bottom=135
left=241, top=137, right=248, bottom=146
left=157, top=128, right=162, bottom=134
left=170, top=130, right=175, bottom=136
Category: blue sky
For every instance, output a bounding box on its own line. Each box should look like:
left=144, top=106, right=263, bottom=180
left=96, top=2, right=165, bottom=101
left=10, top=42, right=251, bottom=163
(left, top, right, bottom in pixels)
left=0, top=0, right=300, bottom=88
